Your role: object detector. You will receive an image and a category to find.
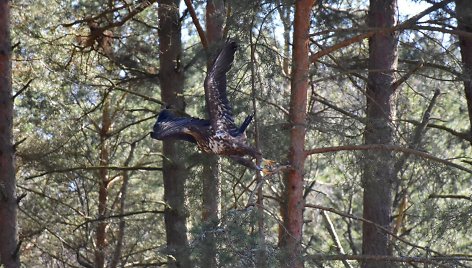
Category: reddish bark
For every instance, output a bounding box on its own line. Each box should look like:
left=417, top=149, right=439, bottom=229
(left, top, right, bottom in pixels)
left=362, top=0, right=398, bottom=267
left=0, top=0, right=20, bottom=267
left=456, top=0, right=472, bottom=139
left=279, top=1, right=315, bottom=267
left=158, top=1, right=191, bottom=267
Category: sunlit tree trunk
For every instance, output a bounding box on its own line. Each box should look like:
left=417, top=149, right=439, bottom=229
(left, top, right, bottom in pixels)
left=362, top=0, right=398, bottom=267
left=456, top=0, right=472, bottom=140
left=279, top=1, right=315, bottom=267
left=158, top=1, right=191, bottom=267
left=0, top=1, right=20, bottom=267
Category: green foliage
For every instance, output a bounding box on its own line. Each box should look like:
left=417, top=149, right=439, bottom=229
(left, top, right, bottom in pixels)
left=10, top=0, right=472, bottom=267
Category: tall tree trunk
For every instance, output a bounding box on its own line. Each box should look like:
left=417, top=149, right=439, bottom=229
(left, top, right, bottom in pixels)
left=199, top=2, right=225, bottom=267
left=206, top=0, right=224, bottom=46
left=248, top=7, right=267, bottom=264
left=456, top=0, right=472, bottom=139
left=0, top=1, right=19, bottom=267
left=158, top=1, right=191, bottom=268
left=362, top=0, right=398, bottom=267
left=279, top=1, right=315, bottom=267
left=95, top=98, right=112, bottom=268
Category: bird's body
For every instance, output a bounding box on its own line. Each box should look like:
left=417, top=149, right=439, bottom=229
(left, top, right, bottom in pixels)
left=151, top=41, right=275, bottom=172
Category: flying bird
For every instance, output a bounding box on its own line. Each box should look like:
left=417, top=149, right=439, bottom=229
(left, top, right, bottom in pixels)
left=150, top=41, right=275, bottom=174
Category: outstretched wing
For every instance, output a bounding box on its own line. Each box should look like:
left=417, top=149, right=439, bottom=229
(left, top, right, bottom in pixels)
left=204, top=41, right=239, bottom=136
left=150, top=109, right=210, bottom=143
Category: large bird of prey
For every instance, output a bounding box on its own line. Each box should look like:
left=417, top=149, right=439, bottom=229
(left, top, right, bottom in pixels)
left=150, top=41, right=274, bottom=173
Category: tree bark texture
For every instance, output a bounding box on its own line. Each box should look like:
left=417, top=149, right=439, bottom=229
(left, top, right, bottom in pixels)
left=158, top=1, right=191, bottom=268
left=456, top=0, right=472, bottom=138
left=362, top=0, right=398, bottom=267
left=205, top=0, right=225, bottom=46
left=279, top=1, right=315, bottom=267
left=199, top=2, right=225, bottom=267
left=0, top=1, right=20, bottom=267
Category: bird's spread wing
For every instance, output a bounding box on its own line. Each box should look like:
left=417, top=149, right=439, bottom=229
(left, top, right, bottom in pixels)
left=204, top=41, right=239, bottom=136
left=150, top=109, right=210, bottom=143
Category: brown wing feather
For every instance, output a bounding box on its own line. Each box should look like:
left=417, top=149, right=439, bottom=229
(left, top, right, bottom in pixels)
left=204, top=41, right=239, bottom=135
left=150, top=109, right=210, bottom=143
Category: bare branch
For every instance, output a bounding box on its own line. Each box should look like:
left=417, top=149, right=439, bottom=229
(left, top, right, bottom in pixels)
left=402, top=119, right=472, bottom=143
left=393, top=89, right=440, bottom=175
left=24, top=165, right=162, bottom=181
left=305, top=144, right=472, bottom=174
left=75, top=210, right=166, bottom=231
left=428, top=194, right=472, bottom=201
left=310, top=31, right=375, bottom=63
left=183, top=0, right=208, bottom=50
left=12, top=78, right=34, bottom=100
left=391, top=59, right=424, bottom=91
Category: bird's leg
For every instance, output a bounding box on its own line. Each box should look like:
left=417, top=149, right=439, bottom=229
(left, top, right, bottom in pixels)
left=228, top=155, right=259, bottom=171
left=250, top=150, right=279, bottom=176
left=236, top=144, right=285, bottom=175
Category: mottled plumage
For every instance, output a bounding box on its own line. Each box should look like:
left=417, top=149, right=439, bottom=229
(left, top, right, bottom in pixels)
left=151, top=41, right=264, bottom=170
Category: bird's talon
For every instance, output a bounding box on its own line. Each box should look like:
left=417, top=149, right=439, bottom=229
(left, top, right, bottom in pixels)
left=258, top=158, right=279, bottom=175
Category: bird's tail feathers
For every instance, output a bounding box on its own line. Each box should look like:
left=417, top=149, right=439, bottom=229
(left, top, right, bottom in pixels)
left=239, top=112, right=254, bottom=133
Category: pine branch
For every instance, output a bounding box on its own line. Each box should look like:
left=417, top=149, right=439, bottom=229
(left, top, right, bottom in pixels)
left=306, top=254, right=466, bottom=268
left=62, top=0, right=157, bottom=31
left=304, top=144, right=472, bottom=174
left=305, top=203, right=461, bottom=263
left=310, top=0, right=454, bottom=63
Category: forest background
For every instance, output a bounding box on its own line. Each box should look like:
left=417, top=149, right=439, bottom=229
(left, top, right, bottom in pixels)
left=0, top=0, right=471, bottom=267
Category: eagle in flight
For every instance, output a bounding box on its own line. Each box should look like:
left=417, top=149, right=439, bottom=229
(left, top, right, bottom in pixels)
left=150, top=41, right=275, bottom=174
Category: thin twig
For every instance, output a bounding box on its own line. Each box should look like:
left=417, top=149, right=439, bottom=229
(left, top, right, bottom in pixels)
left=12, top=78, right=35, bottom=100
left=320, top=211, right=353, bottom=268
